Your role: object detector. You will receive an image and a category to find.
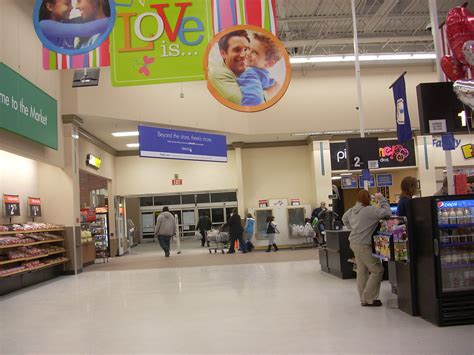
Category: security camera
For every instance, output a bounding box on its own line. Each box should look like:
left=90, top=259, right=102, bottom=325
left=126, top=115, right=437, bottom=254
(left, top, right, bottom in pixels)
left=425, top=23, right=432, bottom=31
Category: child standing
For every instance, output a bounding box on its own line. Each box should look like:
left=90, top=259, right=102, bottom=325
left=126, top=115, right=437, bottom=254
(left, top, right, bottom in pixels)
left=237, top=32, right=282, bottom=106
left=265, top=215, right=279, bottom=252
left=242, top=213, right=255, bottom=252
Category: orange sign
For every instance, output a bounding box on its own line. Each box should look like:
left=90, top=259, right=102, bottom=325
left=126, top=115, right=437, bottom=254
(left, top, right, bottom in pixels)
left=28, top=197, right=41, bottom=206
left=3, top=195, right=19, bottom=204
left=172, top=179, right=183, bottom=185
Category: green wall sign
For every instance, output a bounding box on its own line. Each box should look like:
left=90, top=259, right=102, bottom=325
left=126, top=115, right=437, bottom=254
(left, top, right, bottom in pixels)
left=110, top=1, right=213, bottom=86
left=0, top=63, right=58, bottom=149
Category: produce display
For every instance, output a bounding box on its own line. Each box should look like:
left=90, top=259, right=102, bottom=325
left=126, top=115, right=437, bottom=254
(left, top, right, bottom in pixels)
left=0, top=224, right=67, bottom=278
left=0, top=223, right=64, bottom=232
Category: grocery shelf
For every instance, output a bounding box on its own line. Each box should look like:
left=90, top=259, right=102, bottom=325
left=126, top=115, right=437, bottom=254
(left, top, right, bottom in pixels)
left=440, top=242, right=474, bottom=247
left=443, top=263, right=474, bottom=270
left=0, top=238, right=64, bottom=249
left=371, top=253, right=390, bottom=261
left=0, top=249, right=66, bottom=265
left=0, top=258, right=69, bottom=278
left=438, top=223, right=474, bottom=229
left=0, top=228, right=65, bottom=235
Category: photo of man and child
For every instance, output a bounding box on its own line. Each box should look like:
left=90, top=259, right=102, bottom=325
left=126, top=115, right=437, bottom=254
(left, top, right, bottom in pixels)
left=35, top=0, right=113, bottom=54
left=205, top=26, right=291, bottom=112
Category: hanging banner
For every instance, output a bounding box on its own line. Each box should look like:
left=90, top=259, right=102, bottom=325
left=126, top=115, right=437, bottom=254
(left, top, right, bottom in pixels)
left=33, top=0, right=116, bottom=56
left=0, top=63, right=58, bottom=149
left=110, top=0, right=213, bottom=86
left=391, top=75, right=413, bottom=143
left=204, top=25, right=291, bottom=112
left=138, top=125, right=227, bottom=162
left=42, top=40, right=110, bottom=70
left=211, top=0, right=277, bottom=34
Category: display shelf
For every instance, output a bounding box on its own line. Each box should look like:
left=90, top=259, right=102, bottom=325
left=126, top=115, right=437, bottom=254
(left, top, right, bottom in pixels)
left=443, top=286, right=474, bottom=292
left=0, top=238, right=64, bottom=249
left=372, top=253, right=390, bottom=261
left=440, top=242, right=474, bottom=247
left=438, top=223, right=474, bottom=229
left=0, top=228, right=65, bottom=235
left=0, top=258, right=69, bottom=278
left=0, top=249, right=66, bottom=265
left=377, top=231, right=393, bottom=237
left=443, top=263, right=474, bottom=270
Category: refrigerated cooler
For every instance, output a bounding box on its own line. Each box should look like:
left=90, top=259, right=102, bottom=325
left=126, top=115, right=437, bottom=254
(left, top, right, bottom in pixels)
left=94, top=207, right=109, bottom=261
left=411, top=195, right=474, bottom=326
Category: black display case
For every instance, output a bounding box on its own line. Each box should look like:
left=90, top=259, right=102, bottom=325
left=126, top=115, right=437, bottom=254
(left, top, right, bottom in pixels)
left=411, top=195, right=474, bottom=326
left=320, top=230, right=355, bottom=279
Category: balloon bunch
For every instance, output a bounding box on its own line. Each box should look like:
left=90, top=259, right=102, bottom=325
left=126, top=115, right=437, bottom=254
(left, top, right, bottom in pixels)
left=441, top=6, right=474, bottom=109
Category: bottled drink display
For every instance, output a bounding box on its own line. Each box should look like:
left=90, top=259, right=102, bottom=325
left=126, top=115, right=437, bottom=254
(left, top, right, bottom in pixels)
left=437, top=200, right=474, bottom=292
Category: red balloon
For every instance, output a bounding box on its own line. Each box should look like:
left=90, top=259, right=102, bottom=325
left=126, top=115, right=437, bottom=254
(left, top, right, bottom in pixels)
left=445, top=6, right=474, bottom=65
left=441, top=55, right=466, bottom=81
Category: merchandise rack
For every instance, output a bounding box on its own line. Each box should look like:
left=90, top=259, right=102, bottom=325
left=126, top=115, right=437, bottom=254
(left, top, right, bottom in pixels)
left=0, top=227, right=68, bottom=295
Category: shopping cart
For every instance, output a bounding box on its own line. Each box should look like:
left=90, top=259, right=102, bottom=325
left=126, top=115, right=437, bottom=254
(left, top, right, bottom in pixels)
left=206, top=229, right=229, bottom=254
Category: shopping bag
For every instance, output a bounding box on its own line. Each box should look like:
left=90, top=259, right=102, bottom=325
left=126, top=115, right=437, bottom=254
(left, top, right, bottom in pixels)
left=194, top=231, right=203, bottom=240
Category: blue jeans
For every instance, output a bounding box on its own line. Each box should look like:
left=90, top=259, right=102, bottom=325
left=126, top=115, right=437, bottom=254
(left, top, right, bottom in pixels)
left=158, top=235, right=171, bottom=255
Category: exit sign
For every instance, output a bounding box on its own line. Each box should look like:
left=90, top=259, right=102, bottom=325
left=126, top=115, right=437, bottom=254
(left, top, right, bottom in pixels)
left=172, top=179, right=183, bottom=186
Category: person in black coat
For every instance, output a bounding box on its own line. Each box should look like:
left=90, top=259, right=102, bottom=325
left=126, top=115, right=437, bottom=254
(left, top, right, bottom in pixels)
left=224, top=208, right=247, bottom=254
left=196, top=213, right=212, bottom=247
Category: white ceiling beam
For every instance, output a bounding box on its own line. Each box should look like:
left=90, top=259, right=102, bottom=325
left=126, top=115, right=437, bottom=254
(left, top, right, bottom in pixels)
left=284, top=35, right=432, bottom=48
left=363, top=0, right=399, bottom=32
left=278, top=13, right=446, bottom=24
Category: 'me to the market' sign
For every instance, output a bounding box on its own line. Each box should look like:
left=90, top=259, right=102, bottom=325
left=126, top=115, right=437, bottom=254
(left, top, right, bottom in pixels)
left=0, top=63, right=58, bottom=149
left=111, top=1, right=213, bottom=86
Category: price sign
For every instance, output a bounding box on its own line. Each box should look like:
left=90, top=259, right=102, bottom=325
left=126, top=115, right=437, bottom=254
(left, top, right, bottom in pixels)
left=27, top=197, right=42, bottom=217
left=3, top=194, right=20, bottom=217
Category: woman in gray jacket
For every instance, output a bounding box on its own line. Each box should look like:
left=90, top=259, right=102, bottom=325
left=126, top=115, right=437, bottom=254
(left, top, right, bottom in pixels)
left=342, top=190, right=391, bottom=307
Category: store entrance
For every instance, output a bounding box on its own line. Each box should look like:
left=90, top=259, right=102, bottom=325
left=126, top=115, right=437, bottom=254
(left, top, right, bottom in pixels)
left=124, top=191, right=238, bottom=253
left=79, top=170, right=111, bottom=267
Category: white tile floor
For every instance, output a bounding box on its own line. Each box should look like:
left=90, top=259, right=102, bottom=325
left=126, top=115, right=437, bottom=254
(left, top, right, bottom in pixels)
left=1, top=260, right=473, bottom=354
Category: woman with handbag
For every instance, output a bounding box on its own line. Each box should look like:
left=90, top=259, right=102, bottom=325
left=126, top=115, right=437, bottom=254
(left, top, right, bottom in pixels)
left=266, top=215, right=279, bottom=252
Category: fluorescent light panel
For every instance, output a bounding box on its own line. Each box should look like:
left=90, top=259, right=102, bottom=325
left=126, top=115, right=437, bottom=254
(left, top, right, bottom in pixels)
left=292, top=128, right=397, bottom=136
left=290, top=52, right=436, bottom=64
left=126, top=143, right=139, bottom=148
left=112, top=131, right=139, bottom=137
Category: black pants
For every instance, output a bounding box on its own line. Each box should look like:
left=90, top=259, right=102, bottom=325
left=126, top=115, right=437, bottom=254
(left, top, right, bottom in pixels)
left=228, top=233, right=246, bottom=252
left=158, top=235, right=171, bottom=254
left=200, top=229, right=207, bottom=246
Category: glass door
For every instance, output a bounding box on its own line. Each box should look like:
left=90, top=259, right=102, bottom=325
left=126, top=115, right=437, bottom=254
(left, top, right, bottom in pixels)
left=437, top=199, right=474, bottom=293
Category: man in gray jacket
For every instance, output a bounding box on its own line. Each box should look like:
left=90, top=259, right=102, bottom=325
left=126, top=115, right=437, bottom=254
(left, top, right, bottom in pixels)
left=154, top=207, right=176, bottom=257
left=342, top=191, right=391, bottom=307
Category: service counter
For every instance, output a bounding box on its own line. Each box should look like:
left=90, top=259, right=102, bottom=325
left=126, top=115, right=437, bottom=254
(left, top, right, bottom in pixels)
left=319, top=230, right=356, bottom=279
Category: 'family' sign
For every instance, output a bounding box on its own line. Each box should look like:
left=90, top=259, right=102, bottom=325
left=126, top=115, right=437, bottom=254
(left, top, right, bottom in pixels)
left=111, top=0, right=213, bottom=86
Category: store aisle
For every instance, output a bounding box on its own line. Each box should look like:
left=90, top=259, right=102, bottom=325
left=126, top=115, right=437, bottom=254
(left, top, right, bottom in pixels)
left=1, top=261, right=473, bottom=354
left=87, top=242, right=317, bottom=271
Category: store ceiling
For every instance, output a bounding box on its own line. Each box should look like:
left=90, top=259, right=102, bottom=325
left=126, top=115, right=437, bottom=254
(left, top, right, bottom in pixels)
left=277, top=0, right=472, bottom=56
left=79, top=0, right=474, bottom=151
left=80, top=116, right=303, bottom=152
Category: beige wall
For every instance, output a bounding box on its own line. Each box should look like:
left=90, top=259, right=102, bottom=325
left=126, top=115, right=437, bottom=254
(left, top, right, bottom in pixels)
left=115, top=150, right=238, bottom=196
left=241, top=145, right=316, bottom=210
left=0, top=150, right=74, bottom=226
left=79, top=139, right=116, bottom=181
left=61, top=63, right=437, bottom=136
left=0, top=0, right=64, bottom=168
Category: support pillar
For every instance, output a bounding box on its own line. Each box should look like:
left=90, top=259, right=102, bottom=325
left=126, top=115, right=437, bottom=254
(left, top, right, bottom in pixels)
left=233, top=142, right=245, bottom=216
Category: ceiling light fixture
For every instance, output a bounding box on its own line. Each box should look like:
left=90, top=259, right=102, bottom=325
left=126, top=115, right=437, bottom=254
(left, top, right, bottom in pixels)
left=291, top=128, right=398, bottom=137
left=290, top=52, right=436, bottom=64
left=126, top=143, right=140, bottom=148
left=112, top=131, right=139, bottom=137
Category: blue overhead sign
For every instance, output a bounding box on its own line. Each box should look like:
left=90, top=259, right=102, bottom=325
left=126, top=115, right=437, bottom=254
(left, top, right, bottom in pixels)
left=358, top=174, right=375, bottom=188
left=376, top=174, right=393, bottom=187
left=138, top=125, right=227, bottom=162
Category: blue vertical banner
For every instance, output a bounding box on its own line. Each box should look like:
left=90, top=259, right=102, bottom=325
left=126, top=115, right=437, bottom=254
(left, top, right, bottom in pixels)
left=392, top=75, right=412, bottom=144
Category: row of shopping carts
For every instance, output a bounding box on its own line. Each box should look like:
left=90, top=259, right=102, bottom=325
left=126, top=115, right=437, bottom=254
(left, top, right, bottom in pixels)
left=204, top=229, right=230, bottom=254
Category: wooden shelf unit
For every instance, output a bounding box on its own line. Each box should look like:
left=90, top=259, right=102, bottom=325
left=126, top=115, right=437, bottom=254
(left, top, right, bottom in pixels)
left=0, top=258, right=69, bottom=278
left=0, top=227, right=68, bottom=295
